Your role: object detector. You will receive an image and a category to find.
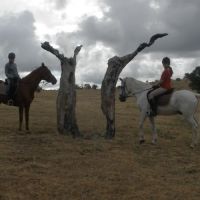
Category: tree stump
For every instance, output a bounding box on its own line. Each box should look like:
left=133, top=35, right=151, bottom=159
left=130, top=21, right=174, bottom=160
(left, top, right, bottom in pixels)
left=101, top=33, right=168, bottom=138
left=41, top=42, right=82, bottom=137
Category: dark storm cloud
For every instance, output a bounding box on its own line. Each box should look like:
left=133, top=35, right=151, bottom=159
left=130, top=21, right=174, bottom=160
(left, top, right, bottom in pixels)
left=54, top=0, right=200, bottom=84
left=155, top=0, right=200, bottom=54
left=64, top=0, right=160, bottom=55
left=68, top=0, right=200, bottom=56
left=74, top=16, right=123, bottom=49
left=0, top=11, right=59, bottom=79
left=1, top=0, right=198, bottom=85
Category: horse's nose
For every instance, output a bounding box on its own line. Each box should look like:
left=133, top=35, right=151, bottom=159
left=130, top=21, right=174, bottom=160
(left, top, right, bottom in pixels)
left=53, top=78, right=57, bottom=85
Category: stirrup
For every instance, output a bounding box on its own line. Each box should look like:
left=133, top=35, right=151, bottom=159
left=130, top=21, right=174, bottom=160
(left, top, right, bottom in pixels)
left=7, top=99, right=14, bottom=106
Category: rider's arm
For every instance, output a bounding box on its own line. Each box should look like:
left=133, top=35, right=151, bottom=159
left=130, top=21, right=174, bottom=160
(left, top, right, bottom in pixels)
left=155, top=69, right=171, bottom=87
left=5, top=64, right=12, bottom=78
left=153, top=79, right=163, bottom=88
left=157, top=79, right=164, bottom=86
left=13, top=64, right=20, bottom=78
left=153, top=70, right=167, bottom=87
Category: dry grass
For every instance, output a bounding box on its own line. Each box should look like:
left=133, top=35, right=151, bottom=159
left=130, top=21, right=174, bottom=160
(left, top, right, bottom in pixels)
left=1, top=82, right=200, bottom=200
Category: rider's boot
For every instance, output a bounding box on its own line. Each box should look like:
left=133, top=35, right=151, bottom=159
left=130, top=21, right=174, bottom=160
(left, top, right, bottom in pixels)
left=7, top=90, right=14, bottom=106
left=149, top=98, right=157, bottom=117
left=7, top=99, right=14, bottom=106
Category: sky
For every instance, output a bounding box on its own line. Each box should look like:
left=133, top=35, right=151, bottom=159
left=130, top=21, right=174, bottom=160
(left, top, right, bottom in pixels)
left=0, top=0, right=200, bottom=89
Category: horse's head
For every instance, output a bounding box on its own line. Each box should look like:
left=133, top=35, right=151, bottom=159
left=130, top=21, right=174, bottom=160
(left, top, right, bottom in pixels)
left=40, top=63, right=57, bottom=85
left=119, top=78, right=128, bottom=102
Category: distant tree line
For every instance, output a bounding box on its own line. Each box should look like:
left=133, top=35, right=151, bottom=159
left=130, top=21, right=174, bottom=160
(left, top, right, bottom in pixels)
left=75, top=83, right=98, bottom=89
left=38, top=66, right=200, bottom=93
left=184, top=66, right=200, bottom=92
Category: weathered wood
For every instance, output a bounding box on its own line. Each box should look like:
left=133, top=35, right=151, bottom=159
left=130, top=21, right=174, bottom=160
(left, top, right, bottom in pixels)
left=101, top=33, right=168, bottom=138
left=41, top=42, right=82, bottom=137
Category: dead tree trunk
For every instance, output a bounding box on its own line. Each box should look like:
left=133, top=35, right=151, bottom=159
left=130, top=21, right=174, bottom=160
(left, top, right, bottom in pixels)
left=41, top=42, right=82, bottom=137
left=101, top=33, right=168, bottom=139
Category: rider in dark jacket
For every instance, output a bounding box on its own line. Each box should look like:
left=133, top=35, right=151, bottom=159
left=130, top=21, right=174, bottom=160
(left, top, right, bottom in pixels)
left=5, top=52, right=20, bottom=103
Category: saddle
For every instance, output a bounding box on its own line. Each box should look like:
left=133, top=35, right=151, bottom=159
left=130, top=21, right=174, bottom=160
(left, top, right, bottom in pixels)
left=0, top=79, right=19, bottom=106
left=147, top=88, right=174, bottom=116
left=154, top=88, right=174, bottom=106
left=0, top=81, right=7, bottom=95
left=147, top=88, right=174, bottom=106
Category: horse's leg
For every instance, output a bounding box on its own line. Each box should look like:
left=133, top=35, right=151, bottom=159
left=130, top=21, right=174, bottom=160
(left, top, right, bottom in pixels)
left=149, top=116, right=158, bottom=144
left=25, top=105, right=30, bottom=132
left=193, top=115, right=199, bottom=145
left=18, top=106, right=23, bottom=131
left=139, top=112, right=147, bottom=144
left=186, top=116, right=198, bottom=148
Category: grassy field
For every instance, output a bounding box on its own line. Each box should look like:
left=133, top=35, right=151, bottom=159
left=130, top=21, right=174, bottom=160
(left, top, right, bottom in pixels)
left=1, top=80, right=200, bottom=200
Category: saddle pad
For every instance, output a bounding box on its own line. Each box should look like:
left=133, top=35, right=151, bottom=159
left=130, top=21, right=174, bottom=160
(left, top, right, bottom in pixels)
left=0, top=82, right=7, bottom=95
left=156, top=88, right=174, bottom=106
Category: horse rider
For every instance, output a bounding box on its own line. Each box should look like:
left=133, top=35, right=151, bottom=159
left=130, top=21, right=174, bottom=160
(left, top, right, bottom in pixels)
left=148, top=57, right=173, bottom=116
left=5, top=52, right=20, bottom=104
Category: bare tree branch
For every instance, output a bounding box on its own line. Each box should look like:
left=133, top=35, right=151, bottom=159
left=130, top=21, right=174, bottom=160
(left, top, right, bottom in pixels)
left=101, top=33, right=168, bottom=138
left=41, top=41, right=82, bottom=137
left=41, top=41, right=66, bottom=62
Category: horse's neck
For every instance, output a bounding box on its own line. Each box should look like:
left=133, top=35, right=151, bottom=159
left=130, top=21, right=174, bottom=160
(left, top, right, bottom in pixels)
left=128, top=78, right=151, bottom=93
left=21, top=69, right=42, bottom=91
left=125, top=78, right=150, bottom=101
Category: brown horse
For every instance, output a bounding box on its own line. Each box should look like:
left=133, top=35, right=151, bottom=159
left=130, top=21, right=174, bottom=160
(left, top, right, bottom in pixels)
left=0, top=63, right=57, bottom=131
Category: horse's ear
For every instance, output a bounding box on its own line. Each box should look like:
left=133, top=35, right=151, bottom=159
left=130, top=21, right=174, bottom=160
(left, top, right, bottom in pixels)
left=41, top=62, right=45, bottom=67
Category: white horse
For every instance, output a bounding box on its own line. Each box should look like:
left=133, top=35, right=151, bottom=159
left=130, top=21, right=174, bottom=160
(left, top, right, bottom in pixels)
left=119, top=77, right=199, bottom=148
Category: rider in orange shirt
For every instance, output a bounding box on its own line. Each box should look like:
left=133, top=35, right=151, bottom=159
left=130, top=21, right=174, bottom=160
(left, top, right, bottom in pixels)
left=148, top=57, right=173, bottom=116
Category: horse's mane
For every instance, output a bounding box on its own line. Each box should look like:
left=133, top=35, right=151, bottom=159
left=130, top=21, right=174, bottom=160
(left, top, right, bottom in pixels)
left=21, top=66, right=44, bottom=82
left=125, top=77, right=151, bottom=91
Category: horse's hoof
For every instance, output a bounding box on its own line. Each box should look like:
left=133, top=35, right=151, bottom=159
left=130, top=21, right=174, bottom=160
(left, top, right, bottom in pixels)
left=139, top=139, right=145, bottom=144
left=26, top=130, right=31, bottom=134
left=151, top=142, right=157, bottom=145
left=190, top=144, right=195, bottom=149
left=152, top=139, right=157, bottom=145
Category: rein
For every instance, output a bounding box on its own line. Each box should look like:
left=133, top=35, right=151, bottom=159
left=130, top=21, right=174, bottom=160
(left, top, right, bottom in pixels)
left=20, top=79, right=49, bottom=87
left=122, top=84, right=153, bottom=98
left=129, top=87, right=153, bottom=96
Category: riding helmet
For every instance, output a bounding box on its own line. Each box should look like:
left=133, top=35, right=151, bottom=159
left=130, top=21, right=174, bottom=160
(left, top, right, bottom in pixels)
left=8, top=52, right=15, bottom=59
left=162, top=57, right=170, bottom=65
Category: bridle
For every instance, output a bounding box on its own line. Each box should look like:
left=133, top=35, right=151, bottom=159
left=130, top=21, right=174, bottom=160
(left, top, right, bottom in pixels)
left=120, top=81, right=153, bottom=99
left=120, top=82, right=133, bottom=98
